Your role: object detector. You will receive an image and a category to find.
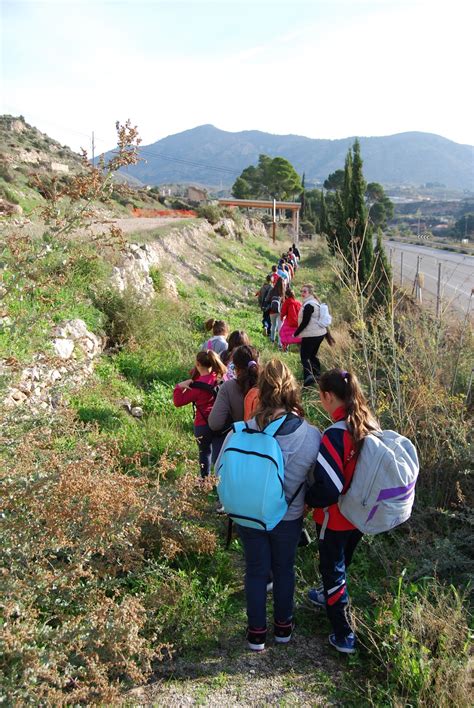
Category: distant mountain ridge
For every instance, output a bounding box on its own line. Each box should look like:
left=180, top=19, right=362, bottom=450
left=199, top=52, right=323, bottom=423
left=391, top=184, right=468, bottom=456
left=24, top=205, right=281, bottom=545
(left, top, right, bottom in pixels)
left=115, top=125, right=474, bottom=191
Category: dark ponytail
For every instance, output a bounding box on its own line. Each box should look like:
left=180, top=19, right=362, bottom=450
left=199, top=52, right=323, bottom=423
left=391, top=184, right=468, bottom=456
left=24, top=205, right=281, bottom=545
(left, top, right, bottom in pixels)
left=319, top=368, right=379, bottom=447
left=232, top=345, right=259, bottom=395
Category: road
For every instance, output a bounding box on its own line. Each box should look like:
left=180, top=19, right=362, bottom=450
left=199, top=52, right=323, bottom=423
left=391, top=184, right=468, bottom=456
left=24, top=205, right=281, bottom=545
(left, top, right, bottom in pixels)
left=385, top=240, right=473, bottom=315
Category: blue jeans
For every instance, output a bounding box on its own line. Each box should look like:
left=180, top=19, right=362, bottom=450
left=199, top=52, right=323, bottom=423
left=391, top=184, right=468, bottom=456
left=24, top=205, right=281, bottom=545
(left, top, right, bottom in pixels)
left=194, top=424, right=214, bottom=478
left=238, top=517, right=303, bottom=628
left=270, top=313, right=280, bottom=343
left=316, top=525, right=363, bottom=640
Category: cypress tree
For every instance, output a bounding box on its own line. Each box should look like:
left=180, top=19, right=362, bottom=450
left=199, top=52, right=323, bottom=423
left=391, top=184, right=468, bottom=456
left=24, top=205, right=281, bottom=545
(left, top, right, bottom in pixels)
left=300, top=172, right=306, bottom=218
left=349, top=139, right=374, bottom=286
left=370, top=230, right=393, bottom=314
left=342, top=148, right=352, bottom=215
left=333, top=191, right=348, bottom=257
left=320, top=190, right=329, bottom=237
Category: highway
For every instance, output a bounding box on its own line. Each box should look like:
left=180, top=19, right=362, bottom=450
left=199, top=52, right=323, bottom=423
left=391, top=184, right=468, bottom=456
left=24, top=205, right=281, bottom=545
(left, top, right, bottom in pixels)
left=385, top=240, right=473, bottom=315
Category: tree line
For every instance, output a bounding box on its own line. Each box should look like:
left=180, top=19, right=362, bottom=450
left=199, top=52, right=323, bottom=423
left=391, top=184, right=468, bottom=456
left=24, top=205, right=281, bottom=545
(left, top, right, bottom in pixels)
left=232, top=141, right=393, bottom=312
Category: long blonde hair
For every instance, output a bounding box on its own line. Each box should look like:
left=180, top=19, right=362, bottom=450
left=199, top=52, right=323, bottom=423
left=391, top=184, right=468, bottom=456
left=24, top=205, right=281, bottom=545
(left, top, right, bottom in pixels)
left=255, top=358, right=304, bottom=428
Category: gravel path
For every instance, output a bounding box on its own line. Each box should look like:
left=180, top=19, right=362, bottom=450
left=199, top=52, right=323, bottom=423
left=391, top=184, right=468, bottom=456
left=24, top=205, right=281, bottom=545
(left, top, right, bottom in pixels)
left=127, top=614, right=345, bottom=706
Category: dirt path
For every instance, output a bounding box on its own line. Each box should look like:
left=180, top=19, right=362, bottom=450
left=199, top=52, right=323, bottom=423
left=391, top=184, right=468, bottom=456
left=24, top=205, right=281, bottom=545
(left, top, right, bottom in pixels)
left=110, top=216, right=193, bottom=234
left=127, top=625, right=344, bottom=706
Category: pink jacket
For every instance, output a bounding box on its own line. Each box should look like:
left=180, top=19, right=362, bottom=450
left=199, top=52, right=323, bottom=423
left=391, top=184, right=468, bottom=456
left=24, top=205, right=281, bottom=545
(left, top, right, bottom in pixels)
left=173, top=372, right=217, bottom=427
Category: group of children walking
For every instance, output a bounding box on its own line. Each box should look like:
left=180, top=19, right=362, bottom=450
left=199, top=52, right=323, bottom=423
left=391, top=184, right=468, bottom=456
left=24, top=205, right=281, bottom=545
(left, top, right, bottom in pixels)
left=172, top=243, right=382, bottom=656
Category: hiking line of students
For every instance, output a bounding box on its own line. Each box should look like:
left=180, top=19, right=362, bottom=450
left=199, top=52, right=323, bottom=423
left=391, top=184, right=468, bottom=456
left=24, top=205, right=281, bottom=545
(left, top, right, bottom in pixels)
left=173, top=241, right=419, bottom=656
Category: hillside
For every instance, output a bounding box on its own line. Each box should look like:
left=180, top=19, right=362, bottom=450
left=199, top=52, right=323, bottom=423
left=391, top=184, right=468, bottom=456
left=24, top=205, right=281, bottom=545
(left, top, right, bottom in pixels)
left=0, top=115, right=152, bottom=217
left=113, top=124, right=474, bottom=190
left=1, top=205, right=472, bottom=705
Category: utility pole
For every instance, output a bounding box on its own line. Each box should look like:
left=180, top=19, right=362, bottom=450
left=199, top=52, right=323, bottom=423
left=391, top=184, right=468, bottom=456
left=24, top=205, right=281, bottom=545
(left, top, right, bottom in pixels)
left=91, top=131, right=95, bottom=164
left=400, top=251, right=404, bottom=286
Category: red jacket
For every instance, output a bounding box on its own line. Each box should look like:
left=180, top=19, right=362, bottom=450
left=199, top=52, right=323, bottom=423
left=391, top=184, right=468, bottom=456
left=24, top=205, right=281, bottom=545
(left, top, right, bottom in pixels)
left=173, top=372, right=217, bottom=427
left=280, top=297, right=302, bottom=328
left=313, top=406, right=358, bottom=531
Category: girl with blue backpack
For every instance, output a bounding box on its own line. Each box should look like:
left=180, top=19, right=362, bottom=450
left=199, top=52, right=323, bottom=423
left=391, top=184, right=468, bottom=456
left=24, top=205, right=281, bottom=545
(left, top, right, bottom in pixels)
left=217, top=359, right=320, bottom=651
left=173, top=350, right=227, bottom=478
left=305, top=369, right=380, bottom=654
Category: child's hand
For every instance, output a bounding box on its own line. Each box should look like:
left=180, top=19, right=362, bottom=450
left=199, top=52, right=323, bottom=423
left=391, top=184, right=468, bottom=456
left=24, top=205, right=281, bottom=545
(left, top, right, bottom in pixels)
left=178, top=378, right=192, bottom=390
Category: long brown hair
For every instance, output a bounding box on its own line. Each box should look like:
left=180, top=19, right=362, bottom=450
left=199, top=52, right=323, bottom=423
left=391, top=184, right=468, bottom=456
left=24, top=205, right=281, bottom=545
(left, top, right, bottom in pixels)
left=255, top=358, right=304, bottom=428
left=222, top=330, right=250, bottom=365
left=204, top=318, right=229, bottom=336
left=232, top=345, right=259, bottom=395
left=195, top=350, right=227, bottom=378
left=319, top=369, right=379, bottom=447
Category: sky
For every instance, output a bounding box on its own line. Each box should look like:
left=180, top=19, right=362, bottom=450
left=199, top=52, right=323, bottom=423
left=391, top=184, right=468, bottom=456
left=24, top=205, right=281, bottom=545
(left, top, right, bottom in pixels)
left=1, top=0, right=473, bottom=155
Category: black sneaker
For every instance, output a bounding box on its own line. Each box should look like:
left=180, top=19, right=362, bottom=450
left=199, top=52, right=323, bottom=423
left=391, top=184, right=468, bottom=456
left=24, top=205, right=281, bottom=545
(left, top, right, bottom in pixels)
left=303, top=376, right=316, bottom=387
left=246, top=626, right=266, bottom=652
left=274, top=619, right=294, bottom=644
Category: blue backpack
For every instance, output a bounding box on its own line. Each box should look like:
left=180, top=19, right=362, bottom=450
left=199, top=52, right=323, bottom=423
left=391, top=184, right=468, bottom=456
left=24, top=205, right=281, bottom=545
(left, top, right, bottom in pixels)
left=217, top=415, right=302, bottom=531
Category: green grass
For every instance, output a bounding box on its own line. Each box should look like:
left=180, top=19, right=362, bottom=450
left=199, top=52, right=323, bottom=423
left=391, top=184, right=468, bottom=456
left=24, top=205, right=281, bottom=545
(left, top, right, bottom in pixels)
left=2, top=220, right=471, bottom=705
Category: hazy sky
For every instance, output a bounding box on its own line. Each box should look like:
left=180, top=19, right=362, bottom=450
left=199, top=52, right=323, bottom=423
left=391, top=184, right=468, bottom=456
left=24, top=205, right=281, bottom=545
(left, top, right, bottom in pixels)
left=2, top=0, right=473, bottom=155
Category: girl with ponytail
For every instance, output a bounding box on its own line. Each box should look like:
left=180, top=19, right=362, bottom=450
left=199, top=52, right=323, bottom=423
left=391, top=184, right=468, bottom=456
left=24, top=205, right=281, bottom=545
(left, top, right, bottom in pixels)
left=305, top=368, right=379, bottom=654
left=208, top=345, right=260, bottom=460
left=173, top=350, right=227, bottom=478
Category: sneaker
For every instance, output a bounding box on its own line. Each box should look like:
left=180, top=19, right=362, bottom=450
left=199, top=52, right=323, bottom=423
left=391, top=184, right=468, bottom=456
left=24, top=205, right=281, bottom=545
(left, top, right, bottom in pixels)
left=328, top=632, right=356, bottom=654
left=247, top=626, right=266, bottom=652
left=266, top=581, right=273, bottom=593
left=303, top=376, right=316, bottom=387
left=274, top=619, right=294, bottom=644
left=215, top=502, right=225, bottom=514
left=308, top=585, right=325, bottom=609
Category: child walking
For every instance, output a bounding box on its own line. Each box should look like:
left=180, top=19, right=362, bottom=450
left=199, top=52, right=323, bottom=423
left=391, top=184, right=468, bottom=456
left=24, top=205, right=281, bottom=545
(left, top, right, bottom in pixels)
left=305, top=369, right=379, bottom=653
left=202, top=319, right=229, bottom=357
left=218, top=359, right=320, bottom=651
left=173, top=351, right=227, bottom=478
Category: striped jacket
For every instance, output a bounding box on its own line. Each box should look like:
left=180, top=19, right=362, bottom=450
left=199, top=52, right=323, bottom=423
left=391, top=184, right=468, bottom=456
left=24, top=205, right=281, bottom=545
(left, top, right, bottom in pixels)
left=305, top=406, right=358, bottom=532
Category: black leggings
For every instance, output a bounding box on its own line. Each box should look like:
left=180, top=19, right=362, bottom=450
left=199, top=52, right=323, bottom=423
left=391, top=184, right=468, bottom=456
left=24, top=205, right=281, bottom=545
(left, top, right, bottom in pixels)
left=300, top=335, right=325, bottom=382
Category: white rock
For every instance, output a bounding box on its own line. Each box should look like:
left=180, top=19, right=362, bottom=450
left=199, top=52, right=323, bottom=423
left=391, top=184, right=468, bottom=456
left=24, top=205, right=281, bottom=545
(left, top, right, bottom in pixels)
left=131, top=406, right=143, bottom=418
left=49, top=370, right=62, bottom=383
left=53, top=338, right=75, bottom=359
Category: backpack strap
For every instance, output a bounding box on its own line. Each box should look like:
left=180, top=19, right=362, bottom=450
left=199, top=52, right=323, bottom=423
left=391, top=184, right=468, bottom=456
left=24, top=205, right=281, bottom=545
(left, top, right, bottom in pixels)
left=262, top=414, right=288, bottom=437
left=232, top=420, right=248, bottom=434
left=206, top=339, right=212, bottom=350
left=189, top=380, right=218, bottom=398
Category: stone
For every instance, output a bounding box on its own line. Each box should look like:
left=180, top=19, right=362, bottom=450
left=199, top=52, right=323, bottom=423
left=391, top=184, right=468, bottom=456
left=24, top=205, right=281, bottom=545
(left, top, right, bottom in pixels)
left=18, top=380, right=33, bottom=394
left=53, top=338, right=75, bottom=359
left=10, top=389, right=27, bottom=402
left=49, top=370, right=62, bottom=383
left=131, top=406, right=144, bottom=418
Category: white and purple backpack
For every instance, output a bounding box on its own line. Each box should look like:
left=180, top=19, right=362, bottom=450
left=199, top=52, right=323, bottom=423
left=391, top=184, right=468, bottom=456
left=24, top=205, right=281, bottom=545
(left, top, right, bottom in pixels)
left=335, top=422, right=419, bottom=534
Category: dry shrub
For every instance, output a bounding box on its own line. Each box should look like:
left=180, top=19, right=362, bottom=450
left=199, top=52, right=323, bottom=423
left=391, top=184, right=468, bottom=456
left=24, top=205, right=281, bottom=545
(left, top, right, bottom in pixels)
left=1, top=411, right=219, bottom=703
left=356, top=578, right=471, bottom=707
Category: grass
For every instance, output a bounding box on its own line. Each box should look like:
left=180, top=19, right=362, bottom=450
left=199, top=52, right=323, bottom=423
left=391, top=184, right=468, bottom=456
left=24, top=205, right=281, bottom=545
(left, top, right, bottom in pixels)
left=1, top=220, right=472, bottom=705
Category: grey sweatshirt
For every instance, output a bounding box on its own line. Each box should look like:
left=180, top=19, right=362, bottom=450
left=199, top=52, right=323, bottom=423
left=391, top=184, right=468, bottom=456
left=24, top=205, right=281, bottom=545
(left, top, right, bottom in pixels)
left=216, top=413, right=321, bottom=521
left=208, top=379, right=244, bottom=432
left=201, top=335, right=228, bottom=357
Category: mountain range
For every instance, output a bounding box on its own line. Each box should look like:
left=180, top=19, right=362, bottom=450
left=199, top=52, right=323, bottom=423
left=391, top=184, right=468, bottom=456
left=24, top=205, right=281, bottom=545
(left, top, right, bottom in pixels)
left=113, top=125, right=474, bottom=191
